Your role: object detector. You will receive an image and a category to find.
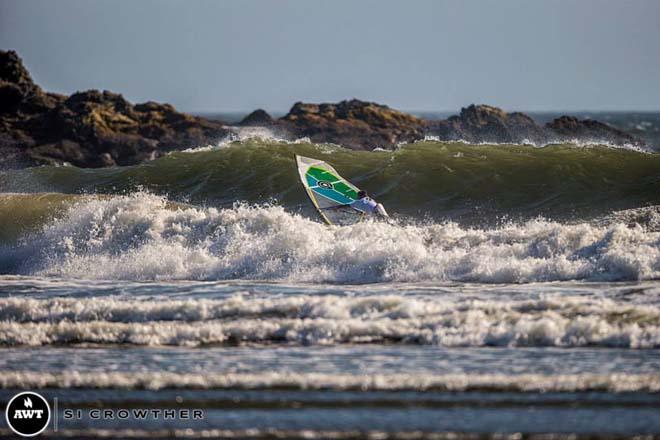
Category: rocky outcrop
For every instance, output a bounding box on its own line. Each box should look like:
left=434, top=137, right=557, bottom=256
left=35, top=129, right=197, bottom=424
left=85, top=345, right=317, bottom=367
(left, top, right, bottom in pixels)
left=279, top=99, right=426, bottom=150
left=0, top=50, right=646, bottom=168
left=425, top=104, right=644, bottom=146
left=545, top=116, right=639, bottom=145
left=0, top=50, right=229, bottom=167
left=239, top=109, right=274, bottom=126
left=0, top=51, right=64, bottom=117
left=427, top=104, right=547, bottom=144
left=276, top=101, right=644, bottom=149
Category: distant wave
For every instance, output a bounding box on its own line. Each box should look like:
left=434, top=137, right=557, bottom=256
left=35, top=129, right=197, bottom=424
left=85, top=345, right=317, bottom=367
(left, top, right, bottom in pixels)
left=182, top=126, right=314, bottom=152
left=419, top=136, right=653, bottom=153
left=1, top=287, right=659, bottom=347
left=2, top=370, right=658, bottom=392
left=196, top=132, right=654, bottom=155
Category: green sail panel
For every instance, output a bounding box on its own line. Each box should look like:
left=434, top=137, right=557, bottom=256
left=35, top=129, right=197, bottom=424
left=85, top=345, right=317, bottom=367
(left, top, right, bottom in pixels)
left=295, top=155, right=363, bottom=226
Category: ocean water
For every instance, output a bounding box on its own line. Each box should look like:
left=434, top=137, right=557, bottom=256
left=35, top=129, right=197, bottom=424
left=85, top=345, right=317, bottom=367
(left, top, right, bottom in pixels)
left=1, top=136, right=659, bottom=438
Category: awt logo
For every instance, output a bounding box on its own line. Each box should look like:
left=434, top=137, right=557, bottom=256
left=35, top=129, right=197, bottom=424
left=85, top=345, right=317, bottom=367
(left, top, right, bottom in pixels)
left=5, top=392, right=51, bottom=437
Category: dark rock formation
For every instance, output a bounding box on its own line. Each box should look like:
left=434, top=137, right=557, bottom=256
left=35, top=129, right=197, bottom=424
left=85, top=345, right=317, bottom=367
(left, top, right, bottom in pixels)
left=0, top=51, right=64, bottom=117
left=239, top=109, right=274, bottom=126
left=0, top=50, right=229, bottom=167
left=545, top=116, right=639, bottom=145
left=427, top=104, right=547, bottom=144
left=426, top=104, right=644, bottom=146
left=279, top=99, right=426, bottom=150
left=0, top=50, right=646, bottom=168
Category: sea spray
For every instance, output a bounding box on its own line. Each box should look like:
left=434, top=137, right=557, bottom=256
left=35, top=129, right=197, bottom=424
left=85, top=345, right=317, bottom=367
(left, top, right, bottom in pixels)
left=4, top=192, right=659, bottom=283
left=1, top=291, right=659, bottom=347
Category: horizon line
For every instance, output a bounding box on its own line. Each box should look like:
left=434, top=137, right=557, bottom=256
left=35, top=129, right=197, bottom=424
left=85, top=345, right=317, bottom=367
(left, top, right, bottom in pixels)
left=190, top=107, right=660, bottom=116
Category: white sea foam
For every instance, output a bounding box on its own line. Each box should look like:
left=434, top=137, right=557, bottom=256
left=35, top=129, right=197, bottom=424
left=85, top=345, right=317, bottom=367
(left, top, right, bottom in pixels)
left=181, top=127, right=317, bottom=153
left=1, top=370, right=658, bottom=392
left=13, top=193, right=660, bottom=284
left=182, top=128, right=644, bottom=155
left=1, top=293, right=658, bottom=347
left=595, top=206, right=660, bottom=232
left=420, top=136, right=653, bottom=153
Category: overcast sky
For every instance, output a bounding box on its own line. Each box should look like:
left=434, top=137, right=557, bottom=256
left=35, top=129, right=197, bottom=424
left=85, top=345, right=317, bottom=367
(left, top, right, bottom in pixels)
left=1, top=0, right=659, bottom=113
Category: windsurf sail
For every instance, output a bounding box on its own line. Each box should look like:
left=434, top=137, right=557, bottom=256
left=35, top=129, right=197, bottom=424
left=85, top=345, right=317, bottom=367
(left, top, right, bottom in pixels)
left=295, top=155, right=363, bottom=226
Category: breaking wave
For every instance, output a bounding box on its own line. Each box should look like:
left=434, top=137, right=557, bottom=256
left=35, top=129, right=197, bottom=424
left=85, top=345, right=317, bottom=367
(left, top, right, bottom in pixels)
left=420, top=135, right=653, bottom=154
left=1, top=370, right=658, bottom=392
left=1, top=285, right=659, bottom=347
left=5, top=371, right=660, bottom=392
left=2, top=140, right=659, bottom=224
left=2, top=192, right=659, bottom=283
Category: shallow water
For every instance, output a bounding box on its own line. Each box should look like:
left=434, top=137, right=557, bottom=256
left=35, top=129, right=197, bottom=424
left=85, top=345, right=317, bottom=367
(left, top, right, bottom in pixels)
left=1, top=278, right=659, bottom=436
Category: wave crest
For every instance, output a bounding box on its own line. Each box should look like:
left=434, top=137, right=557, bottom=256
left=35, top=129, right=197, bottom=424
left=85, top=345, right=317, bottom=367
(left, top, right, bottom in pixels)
left=2, top=370, right=658, bottom=392
left=3, top=141, right=660, bottom=224
left=5, top=193, right=656, bottom=283
left=1, top=285, right=659, bottom=347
